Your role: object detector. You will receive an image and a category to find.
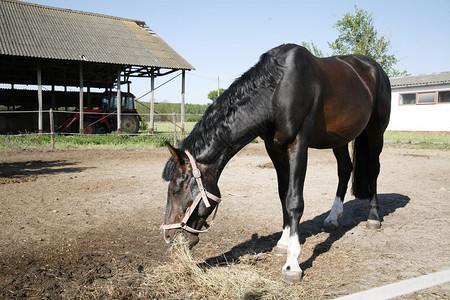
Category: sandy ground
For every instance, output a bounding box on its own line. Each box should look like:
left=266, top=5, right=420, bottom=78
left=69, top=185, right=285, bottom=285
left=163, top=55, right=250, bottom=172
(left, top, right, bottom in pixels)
left=0, top=143, right=449, bottom=298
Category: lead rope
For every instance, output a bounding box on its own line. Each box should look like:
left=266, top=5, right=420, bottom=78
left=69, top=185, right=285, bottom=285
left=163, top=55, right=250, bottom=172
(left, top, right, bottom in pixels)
left=161, top=150, right=221, bottom=234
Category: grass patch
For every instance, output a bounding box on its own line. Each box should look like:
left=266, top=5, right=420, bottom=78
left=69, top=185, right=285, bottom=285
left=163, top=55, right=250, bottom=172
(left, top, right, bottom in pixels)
left=150, top=121, right=197, bottom=134
left=0, top=133, right=174, bottom=150
left=0, top=131, right=448, bottom=151
left=384, top=131, right=450, bottom=150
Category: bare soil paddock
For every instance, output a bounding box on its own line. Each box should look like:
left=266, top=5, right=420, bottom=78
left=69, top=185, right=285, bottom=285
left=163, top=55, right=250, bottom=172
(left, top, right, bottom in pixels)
left=0, top=143, right=449, bottom=298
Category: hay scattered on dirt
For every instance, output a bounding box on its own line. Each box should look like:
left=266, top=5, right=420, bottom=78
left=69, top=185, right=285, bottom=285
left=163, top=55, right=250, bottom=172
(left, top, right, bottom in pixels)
left=144, top=235, right=310, bottom=299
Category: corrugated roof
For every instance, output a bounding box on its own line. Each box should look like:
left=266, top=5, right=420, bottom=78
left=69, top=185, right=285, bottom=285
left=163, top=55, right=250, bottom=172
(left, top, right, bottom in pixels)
left=0, top=0, right=194, bottom=70
left=390, top=71, right=450, bottom=88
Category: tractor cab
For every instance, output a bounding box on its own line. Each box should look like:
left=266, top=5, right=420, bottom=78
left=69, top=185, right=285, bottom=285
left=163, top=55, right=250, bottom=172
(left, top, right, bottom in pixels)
left=101, top=92, right=136, bottom=112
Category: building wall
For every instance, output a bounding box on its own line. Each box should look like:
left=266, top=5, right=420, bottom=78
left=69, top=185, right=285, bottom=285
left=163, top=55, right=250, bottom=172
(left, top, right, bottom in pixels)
left=387, top=84, right=450, bottom=132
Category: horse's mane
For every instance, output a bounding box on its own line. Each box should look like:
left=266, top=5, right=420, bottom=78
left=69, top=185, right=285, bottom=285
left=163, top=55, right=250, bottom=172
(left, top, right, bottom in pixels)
left=163, top=46, right=285, bottom=181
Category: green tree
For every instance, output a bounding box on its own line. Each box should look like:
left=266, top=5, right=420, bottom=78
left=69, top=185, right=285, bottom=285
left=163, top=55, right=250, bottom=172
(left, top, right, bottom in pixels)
left=301, top=41, right=324, bottom=57
left=329, top=6, right=408, bottom=77
left=302, top=6, right=408, bottom=77
left=208, top=89, right=226, bottom=101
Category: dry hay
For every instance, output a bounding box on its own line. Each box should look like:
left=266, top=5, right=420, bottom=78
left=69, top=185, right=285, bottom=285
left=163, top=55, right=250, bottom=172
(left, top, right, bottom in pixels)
left=69, top=234, right=352, bottom=299
left=144, top=235, right=310, bottom=299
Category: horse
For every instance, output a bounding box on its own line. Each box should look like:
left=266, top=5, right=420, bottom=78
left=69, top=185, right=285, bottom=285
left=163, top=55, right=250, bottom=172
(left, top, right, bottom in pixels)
left=161, top=43, right=391, bottom=284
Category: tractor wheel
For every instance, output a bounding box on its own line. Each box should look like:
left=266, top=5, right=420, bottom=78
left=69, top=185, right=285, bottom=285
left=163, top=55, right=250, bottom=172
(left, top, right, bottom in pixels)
left=83, top=121, right=97, bottom=134
left=121, top=115, right=139, bottom=134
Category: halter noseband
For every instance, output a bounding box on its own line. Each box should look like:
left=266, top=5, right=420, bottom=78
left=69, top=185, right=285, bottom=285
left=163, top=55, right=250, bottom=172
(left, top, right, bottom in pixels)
left=161, top=150, right=221, bottom=234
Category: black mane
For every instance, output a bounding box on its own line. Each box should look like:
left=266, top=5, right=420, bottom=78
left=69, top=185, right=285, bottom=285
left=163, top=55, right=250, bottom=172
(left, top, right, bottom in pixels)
left=182, top=50, right=283, bottom=154
left=162, top=46, right=285, bottom=181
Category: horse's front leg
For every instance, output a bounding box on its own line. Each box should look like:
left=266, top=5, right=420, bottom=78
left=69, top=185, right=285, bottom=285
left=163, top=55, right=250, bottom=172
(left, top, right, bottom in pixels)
left=282, top=141, right=308, bottom=284
left=265, top=143, right=291, bottom=255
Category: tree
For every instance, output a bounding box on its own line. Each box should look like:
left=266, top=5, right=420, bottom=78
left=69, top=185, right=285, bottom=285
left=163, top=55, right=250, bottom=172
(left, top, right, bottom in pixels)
left=208, top=89, right=226, bottom=101
left=301, top=41, right=324, bottom=58
left=303, top=6, right=408, bottom=77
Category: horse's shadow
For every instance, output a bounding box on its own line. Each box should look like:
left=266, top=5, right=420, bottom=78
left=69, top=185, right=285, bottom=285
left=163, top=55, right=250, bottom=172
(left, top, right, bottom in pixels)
left=201, top=193, right=410, bottom=271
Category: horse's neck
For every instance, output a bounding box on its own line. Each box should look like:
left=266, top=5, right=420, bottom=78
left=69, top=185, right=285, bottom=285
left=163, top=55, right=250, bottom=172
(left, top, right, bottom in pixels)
left=186, top=99, right=268, bottom=180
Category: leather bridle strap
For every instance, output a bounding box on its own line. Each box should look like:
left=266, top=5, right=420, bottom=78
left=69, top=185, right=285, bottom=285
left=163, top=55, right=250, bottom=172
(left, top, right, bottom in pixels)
left=160, top=150, right=221, bottom=234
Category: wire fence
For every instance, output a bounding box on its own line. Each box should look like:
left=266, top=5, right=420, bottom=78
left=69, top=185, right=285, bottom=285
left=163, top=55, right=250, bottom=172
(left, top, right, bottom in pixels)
left=0, top=109, right=201, bottom=148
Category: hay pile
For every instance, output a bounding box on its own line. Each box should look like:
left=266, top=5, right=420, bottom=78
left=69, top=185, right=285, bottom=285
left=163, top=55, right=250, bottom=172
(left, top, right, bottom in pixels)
left=71, top=234, right=346, bottom=299
left=144, top=235, right=310, bottom=299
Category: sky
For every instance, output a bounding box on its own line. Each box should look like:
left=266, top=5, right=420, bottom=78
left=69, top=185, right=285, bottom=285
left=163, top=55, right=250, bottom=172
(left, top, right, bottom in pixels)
left=29, top=0, right=450, bottom=104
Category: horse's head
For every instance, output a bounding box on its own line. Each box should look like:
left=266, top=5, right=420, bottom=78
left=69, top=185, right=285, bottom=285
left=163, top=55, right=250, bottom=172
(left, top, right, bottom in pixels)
left=161, top=143, right=221, bottom=248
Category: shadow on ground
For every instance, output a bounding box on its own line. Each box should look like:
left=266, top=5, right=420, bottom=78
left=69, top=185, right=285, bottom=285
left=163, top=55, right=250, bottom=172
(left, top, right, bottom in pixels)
left=0, top=160, right=93, bottom=182
left=202, top=193, right=410, bottom=270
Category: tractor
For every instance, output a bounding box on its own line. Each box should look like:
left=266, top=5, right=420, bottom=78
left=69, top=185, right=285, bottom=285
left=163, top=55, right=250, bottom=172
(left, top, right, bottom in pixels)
left=56, top=92, right=141, bottom=134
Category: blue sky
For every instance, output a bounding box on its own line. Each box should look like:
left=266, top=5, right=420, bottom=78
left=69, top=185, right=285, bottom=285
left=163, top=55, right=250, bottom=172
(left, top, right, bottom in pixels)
left=31, top=0, right=450, bottom=104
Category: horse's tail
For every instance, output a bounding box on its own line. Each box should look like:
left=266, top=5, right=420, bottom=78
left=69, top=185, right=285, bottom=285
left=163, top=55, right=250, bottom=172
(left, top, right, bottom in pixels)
left=352, top=130, right=372, bottom=199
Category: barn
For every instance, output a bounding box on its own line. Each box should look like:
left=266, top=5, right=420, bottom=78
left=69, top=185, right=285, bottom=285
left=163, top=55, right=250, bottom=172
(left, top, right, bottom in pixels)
left=0, top=0, right=194, bottom=134
left=388, top=72, right=450, bottom=132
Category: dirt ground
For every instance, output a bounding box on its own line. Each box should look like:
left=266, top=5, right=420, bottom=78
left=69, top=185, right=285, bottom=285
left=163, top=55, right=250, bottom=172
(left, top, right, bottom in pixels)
left=0, top=143, right=449, bottom=299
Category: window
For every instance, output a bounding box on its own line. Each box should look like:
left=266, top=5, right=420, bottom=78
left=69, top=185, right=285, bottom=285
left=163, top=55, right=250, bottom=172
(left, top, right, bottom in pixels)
left=417, top=92, right=436, bottom=104
left=438, top=91, right=450, bottom=103
left=399, top=90, right=450, bottom=105
left=122, top=95, right=134, bottom=110
left=400, top=93, right=416, bottom=105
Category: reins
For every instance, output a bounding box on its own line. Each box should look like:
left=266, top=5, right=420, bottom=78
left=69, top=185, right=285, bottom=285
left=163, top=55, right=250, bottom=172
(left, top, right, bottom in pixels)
left=160, top=150, right=221, bottom=234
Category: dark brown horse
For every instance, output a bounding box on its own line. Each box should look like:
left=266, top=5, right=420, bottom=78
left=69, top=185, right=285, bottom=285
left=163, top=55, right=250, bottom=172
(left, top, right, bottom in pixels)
left=161, top=44, right=391, bottom=283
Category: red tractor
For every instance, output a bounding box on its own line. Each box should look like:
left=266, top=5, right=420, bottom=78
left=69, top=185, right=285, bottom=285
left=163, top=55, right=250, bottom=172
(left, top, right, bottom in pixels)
left=56, top=92, right=141, bottom=134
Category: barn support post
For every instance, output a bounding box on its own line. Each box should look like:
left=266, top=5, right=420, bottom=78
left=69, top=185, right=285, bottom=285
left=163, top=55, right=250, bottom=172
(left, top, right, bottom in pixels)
left=51, top=84, right=55, bottom=109
left=79, top=62, right=84, bottom=134
left=181, top=70, right=185, bottom=135
left=150, top=69, right=155, bottom=134
left=37, top=63, right=43, bottom=134
left=150, top=68, right=155, bottom=134
left=116, top=66, right=122, bottom=134
left=173, top=112, right=177, bottom=146
left=49, top=108, right=55, bottom=149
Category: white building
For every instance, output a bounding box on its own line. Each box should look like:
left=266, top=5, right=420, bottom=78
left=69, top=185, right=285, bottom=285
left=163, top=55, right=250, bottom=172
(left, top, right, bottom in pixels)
left=388, top=72, right=450, bottom=132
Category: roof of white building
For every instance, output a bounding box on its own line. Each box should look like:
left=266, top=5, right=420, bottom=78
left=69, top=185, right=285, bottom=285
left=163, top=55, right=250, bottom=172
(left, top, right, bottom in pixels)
left=390, top=72, right=450, bottom=88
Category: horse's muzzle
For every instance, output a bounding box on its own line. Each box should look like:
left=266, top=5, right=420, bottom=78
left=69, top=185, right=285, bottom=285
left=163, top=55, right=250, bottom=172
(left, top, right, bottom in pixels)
left=163, top=228, right=200, bottom=248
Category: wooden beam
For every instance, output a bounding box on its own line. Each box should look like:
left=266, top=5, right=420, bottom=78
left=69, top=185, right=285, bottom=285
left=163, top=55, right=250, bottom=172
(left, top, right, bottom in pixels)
left=37, top=63, right=43, bottom=134
left=79, top=62, right=84, bottom=134
left=116, top=66, right=122, bottom=134
left=150, top=68, right=155, bottom=134
left=181, top=70, right=185, bottom=134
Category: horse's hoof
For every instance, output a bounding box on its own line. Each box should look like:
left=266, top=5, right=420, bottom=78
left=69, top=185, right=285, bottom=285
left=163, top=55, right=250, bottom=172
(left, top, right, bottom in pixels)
left=366, top=219, right=381, bottom=229
left=322, top=221, right=338, bottom=232
left=272, top=244, right=287, bottom=256
left=282, top=269, right=303, bottom=284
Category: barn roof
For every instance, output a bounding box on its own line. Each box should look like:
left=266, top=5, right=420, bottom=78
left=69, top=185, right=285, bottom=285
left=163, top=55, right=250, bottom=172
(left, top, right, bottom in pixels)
left=390, top=71, right=450, bottom=89
left=0, top=0, right=194, bottom=70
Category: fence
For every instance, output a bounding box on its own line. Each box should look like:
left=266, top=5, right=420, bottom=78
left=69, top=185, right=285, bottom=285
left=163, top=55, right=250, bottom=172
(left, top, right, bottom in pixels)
left=0, top=109, right=201, bottom=148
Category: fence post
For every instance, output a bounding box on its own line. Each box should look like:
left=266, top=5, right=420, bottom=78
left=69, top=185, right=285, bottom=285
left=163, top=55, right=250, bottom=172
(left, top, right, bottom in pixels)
left=49, top=108, right=55, bottom=149
left=173, top=112, right=177, bottom=147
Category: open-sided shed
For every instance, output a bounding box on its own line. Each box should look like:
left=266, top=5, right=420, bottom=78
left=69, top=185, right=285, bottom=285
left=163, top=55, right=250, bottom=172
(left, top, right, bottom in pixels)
left=0, top=0, right=194, bottom=133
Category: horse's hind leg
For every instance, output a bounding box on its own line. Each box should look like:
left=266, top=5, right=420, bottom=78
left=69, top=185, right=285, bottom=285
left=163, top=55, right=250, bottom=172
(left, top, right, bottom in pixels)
left=324, top=145, right=353, bottom=230
left=353, top=128, right=385, bottom=229
left=366, top=129, right=385, bottom=229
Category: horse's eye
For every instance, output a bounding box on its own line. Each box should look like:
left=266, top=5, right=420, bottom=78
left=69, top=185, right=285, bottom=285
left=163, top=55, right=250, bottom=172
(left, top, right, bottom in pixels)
left=172, top=187, right=181, bottom=195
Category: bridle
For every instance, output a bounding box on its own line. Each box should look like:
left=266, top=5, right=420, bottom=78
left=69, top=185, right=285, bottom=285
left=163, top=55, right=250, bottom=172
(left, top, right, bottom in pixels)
left=161, top=150, right=221, bottom=234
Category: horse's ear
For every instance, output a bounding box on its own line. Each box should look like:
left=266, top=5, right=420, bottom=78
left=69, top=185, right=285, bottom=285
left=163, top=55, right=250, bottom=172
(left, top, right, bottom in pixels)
left=166, top=142, right=185, bottom=165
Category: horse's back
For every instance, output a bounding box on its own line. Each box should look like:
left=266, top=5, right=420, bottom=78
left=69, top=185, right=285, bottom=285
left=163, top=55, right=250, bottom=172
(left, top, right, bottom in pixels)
left=270, top=45, right=390, bottom=149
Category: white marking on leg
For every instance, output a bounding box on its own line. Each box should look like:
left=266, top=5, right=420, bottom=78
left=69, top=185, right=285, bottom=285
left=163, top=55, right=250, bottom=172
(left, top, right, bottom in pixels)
left=324, top=196, right=343, bottom=227
left=277, top=226, right=290, bottom=247
left=282, top=232, right=302, bottom=273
